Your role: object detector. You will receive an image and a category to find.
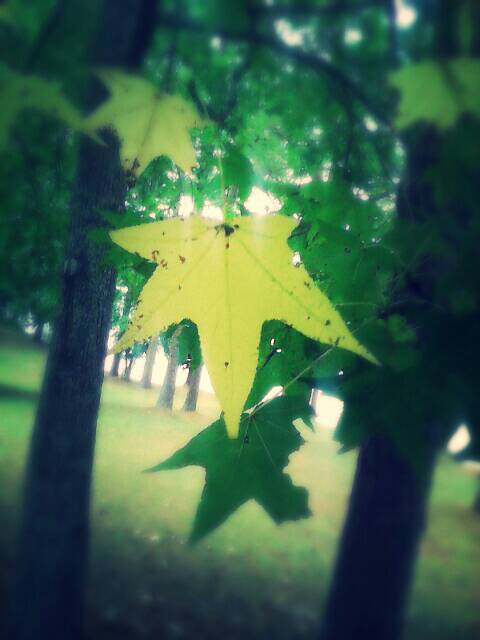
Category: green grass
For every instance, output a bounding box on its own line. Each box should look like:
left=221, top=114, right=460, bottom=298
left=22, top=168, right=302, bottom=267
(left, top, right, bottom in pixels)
left=0, top=327, right=479, bottom=639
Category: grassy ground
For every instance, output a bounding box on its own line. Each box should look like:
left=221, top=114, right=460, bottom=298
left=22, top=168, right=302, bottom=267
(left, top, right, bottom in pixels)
left=0, top=328, right=479, bottom=639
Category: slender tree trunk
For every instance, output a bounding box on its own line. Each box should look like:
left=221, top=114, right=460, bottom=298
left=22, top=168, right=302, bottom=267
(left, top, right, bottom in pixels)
left=319, top=435, right=438, bottom=640
left=110, top=292, right=133, bottom=376
left=183, top=363, right=202, bottom=412
left=310, top=387, right=319, bottom=413
left=122, top=360, right=132, bottom=380
left=110, top=350, right=121, bottom=377
left=142, top=334, right=158, bottom=388
left=184, top=363, right=195, bottom=386
left=157, top=328, right=180, bottom=410
left=33, top=321, right=44, bottom=344
left=7, top=3, right=157, bottom=639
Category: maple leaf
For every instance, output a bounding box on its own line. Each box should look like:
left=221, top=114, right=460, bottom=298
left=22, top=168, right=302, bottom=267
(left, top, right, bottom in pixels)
left=0, top=64, right=86, bottom=151
left=148, top=396, right=314, bottom=543
left=111, top=214, right=377, bottom=437
left=390, top=58, right=480, bottom=129
left=86, top=70, right=205, bottom=178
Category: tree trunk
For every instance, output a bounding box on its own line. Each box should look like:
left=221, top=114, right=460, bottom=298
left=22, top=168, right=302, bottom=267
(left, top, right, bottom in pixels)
left=122, top=350, right=133, bottom=381
left=33, top=321, right=44, bottom=344
left=184, top=363, right=195, bottom=386
left=319, top=134, right=442, bottom=638
left=310, top=387, right=319, bottom=413
left=142, top=334, right=158, bottom=388
left=319, top=435, right=438, bottom=640
left=109, top=351, right=121, bottom=377
left=319, top=3, right=461, bottom=633
left=157, top=328, right=180, bottom=410
left=183, top=363, right=202, bottom=412
left=7, top=3, right=157, bottom=639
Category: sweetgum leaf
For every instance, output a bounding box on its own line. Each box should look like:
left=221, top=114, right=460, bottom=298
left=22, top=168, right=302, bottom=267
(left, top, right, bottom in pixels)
left=390, top=58, right=480, bottom=129
left=147, top=395, right=314, bottom=543
left=86, top=70, right=206, bottom=178
left=0, top=64, right=87, bottom=151
left=111, top=215, right=377, bottom=437
left=222, top=146, right=255, bottom=200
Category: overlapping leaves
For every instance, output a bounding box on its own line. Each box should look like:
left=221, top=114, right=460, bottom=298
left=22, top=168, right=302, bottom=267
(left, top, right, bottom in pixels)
left=148, top=395, right=314, bottom=543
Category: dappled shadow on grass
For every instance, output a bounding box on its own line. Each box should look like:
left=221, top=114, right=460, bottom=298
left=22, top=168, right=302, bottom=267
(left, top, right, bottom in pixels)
left=1, top=336, right=480, bottom=640
left=0, top=383, right=38, bottom=402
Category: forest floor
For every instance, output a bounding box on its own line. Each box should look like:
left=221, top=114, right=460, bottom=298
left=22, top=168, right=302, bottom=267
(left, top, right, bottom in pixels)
left=0, top=327, right=479, bottom=640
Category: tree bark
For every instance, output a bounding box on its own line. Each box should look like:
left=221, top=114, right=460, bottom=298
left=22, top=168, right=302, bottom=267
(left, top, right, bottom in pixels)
left=109, top=350, right=121, bottom=377
left=142, top=334, right=158, bottom=388
left=7, top=2, right=157, bottom=639
left=319, top=3, right=461, bottom=633
left=182, top=363, right=202, bottom=412
left=319, top=135, right=442, bottom=639
left=157, top=328, right=180, bottom=410
left=319, top=435, right=438, bottom=640
left=33, top=321, right=44, bottom=344
left=122, top=350, right=134, bottom=381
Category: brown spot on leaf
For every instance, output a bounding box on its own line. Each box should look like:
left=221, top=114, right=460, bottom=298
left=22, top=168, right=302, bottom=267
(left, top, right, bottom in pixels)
left=179, top=255, right=186, bottom=263
left=224, top=361, right=229, bottom=368
left=325, top=319, right=331, bottom=326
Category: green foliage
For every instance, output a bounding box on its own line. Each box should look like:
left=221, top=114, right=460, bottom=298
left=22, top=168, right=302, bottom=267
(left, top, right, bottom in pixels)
left=0, top=63, right=87, bottom=151
left=86, top=70, right=206, bottom=178
left=390, top=58, right=480, bottom=129
left=2, top=0, right=480, bottom=538
left=148, top=395, right=314, bottom=543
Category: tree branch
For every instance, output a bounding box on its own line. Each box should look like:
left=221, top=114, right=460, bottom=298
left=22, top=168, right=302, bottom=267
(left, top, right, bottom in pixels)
left=158, top=11, right=389, bottom=124
left=251, top=0, right=385, bottom=19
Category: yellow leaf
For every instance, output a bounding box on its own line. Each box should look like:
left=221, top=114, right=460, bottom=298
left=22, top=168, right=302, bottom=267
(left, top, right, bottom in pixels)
left=390, top=58, right=480, bottom=129
left=0, top=65, right=86, bottom=150
left=86, top=70, right=205, bottom=178
left=111, top=215, right=378, bottom=437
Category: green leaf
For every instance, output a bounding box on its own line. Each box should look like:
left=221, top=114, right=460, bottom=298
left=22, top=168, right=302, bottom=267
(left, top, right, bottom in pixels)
left=111, top=215, right=377, bottom=437
left=222, top=146, right=255, bottom=200
left=86, top=70, right=206, bottom=178
left=390, top=58, right=480, bottom=129
left=148, top=395, right=314, bottom=543
left=0, top=64, right=87, bottom=151
left=177, top=320, right=202, bottom=369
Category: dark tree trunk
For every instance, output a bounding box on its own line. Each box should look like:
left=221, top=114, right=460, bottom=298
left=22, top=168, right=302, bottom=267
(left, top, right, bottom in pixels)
left=110, top=350, right=121, bottom=377
left=7, top=2, right=157, bottom=639
left=183, top=363, right=202, bottom=412
left=157, top=328, right=180, bottom=410
left=319, top=436, right=438, bottom=640
left=319, top=134, right=443, bottom=639
left=320, top=4, right=461, bottom=634
left=142, top=334, right=158, bottom=388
